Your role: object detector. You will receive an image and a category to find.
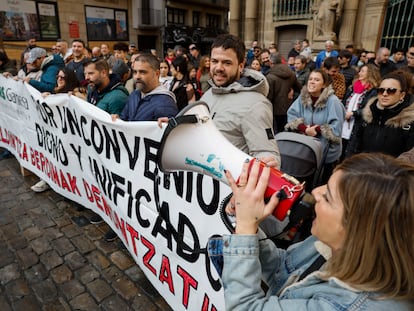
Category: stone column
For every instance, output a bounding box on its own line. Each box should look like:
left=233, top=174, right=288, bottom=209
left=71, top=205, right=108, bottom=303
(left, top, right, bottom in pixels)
left=338, top=0, right=359, bottom=47
left=229, top=0, right=240, bottom=36
left=244, top=0, right=258, bottom=44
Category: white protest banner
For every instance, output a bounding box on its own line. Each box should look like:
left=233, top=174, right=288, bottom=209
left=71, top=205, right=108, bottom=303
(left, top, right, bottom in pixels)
left=0, top=76, right=232, bottom=310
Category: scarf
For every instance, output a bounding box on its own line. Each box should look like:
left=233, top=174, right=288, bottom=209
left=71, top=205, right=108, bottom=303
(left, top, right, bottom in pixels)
left=353, top=80, right=370, bottom=94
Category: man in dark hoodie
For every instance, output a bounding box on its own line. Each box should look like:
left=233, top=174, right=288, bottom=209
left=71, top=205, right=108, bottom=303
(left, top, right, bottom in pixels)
left=113, top=53, right=177, bottom=122
left=84, top=58, right=129, bottom=115
left=266, top=52, right=301, bottom=133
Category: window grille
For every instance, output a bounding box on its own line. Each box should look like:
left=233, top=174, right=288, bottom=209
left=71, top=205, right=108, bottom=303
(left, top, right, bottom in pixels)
left=381, top=0, right=414, bottom=50
left=273, top=0, right=314, bottom=21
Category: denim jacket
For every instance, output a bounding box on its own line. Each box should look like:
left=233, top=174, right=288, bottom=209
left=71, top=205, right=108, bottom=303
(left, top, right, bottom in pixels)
left=208, top=234, right=413, bottom=311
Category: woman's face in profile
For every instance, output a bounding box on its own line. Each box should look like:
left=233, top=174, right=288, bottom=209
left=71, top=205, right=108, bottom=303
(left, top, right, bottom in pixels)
left=311, top=170, right=345, bottom=251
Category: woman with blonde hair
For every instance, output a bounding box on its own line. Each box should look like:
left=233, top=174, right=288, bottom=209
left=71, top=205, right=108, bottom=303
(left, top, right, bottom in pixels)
left=208, top=153, right=414, bottom=310
left=196, top=55, right=211, bottom=94
left=341, top=63, right=381, bottom=159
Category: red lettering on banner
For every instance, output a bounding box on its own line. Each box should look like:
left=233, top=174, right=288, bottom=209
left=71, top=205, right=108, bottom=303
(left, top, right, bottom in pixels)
left=60, top=169, right=71, bottom=192
left=177, top=265, right=198, bottom=308
left=142, top=236, right=157, bottom=275
left=126, top=223, right=140, bottom=256
left=83, top=179, right=94, bottom=202
left=159, top=255, right=175, bottom=294
left=201, top=294, right=217, bottom=311
left=67, top=173, right=81, bottom=196
left=21, top=143, right=28, bottom=161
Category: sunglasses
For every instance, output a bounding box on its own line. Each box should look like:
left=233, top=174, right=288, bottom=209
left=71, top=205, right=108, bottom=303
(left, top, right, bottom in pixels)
left=56, top=75, right=65, bottom=80
left=377, top=87, right=401, bottom=95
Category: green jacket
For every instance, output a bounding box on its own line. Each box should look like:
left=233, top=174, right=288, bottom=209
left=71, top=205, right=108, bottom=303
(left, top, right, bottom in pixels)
left=87, top=74, right=129, bottom=115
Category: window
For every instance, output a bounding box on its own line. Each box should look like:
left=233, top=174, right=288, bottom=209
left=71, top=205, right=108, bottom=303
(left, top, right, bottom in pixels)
left=142, top=0, right=151, bottom=25
left=206, top=14, right=220, bottom=28
left=167, top=8, right=185, bottom=25
left=193, top=11, right=200, bottom=26
left=381, top=0, right=414, bottom=50
left=273, top=0, right=314, bottom=21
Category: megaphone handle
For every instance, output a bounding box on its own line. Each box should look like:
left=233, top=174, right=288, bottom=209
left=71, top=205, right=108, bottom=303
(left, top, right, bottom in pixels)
left=241, top=160, right=304, bottom=221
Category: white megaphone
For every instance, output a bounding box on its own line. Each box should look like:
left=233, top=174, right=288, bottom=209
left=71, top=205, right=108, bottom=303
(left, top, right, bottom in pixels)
left=157, top=101, right=305, bottom=221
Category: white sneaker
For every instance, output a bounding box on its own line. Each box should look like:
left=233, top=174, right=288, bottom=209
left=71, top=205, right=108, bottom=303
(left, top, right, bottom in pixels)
left=31, top=180, right=50, bottom=193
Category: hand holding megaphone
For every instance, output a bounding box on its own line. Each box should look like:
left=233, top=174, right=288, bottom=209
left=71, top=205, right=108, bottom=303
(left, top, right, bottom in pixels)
left=157, top=102, right=307, bottom=222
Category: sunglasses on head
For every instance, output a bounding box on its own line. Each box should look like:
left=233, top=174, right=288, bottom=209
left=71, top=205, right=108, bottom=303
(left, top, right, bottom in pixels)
left=377, top=87, right=400, bottom=95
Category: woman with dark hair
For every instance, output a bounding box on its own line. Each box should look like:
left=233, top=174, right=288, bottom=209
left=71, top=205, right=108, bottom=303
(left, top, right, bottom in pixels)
left=169, top=55, right=195, bottom=110
left=347, top=71, right=414, bottom=157
left=209, top=153, right=414, bottom=310
left=0, top=50, right=18, bottom=76
left=54, top=67, right=80, bottom=94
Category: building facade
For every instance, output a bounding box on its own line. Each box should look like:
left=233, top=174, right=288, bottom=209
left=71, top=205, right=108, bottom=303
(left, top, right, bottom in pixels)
left=230, top=0, right=414, bottom=58
left=0, top=0, right=229, bottom=62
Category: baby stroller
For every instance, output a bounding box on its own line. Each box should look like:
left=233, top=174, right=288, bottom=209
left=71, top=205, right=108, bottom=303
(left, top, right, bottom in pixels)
left=275, top=131, right=325, bottom=191
left=260, top=132, right=326, bottom=248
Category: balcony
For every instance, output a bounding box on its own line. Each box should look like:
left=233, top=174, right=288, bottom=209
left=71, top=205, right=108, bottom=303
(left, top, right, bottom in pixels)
left=273, top=0, right=315, bottom=21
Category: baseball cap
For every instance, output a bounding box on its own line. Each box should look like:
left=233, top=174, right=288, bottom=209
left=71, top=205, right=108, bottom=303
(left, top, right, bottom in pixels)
left=189, top=44, right=197, bottom=50
left=27, top=47, right=47, bottom=64
left=129, top=43, right=136, bottom=48
left=112, top=59, right=130, bottom=78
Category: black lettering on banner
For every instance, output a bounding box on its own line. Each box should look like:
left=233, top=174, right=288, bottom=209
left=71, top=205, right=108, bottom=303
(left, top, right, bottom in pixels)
left=80, top=116, right=91, bottom=146
left=57, top=106, right=82, bottom=137
left=171, top=171, right=185, bottom=197
left=102, top=126, right=120, bottom=163
left=185, top=172, right=193, bottom=202
left=197, top=175, right=220, bottom=215
left=112, top=172, right=125, bottom=205
left=34, top=98, right=58, bottom=128
left=152, top=202, right=174, bottom=251
left=132, top=189, right=151, bottom=228
left=176, top=212, right=200, bottom=263
left=119, top=132, right=140, bottom=170
left=143, top=137, right=160, bottom=182
left=91, top=120, right=104, bottom=153
left=35, top=123, right=68, bottom=166
left=69, top=143, right=83, bottom=170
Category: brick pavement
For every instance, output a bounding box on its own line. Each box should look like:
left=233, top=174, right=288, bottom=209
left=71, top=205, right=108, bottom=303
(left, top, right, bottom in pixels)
left=0, top=152, right=173, bottom=311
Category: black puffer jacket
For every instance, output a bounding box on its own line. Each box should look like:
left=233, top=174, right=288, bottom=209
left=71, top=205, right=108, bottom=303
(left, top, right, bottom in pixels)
left=347, top=94, right=414, bottom=157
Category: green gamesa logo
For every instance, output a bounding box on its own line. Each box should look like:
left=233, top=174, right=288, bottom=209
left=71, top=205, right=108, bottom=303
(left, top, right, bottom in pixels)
left=0, top=86, right=5, bottom=100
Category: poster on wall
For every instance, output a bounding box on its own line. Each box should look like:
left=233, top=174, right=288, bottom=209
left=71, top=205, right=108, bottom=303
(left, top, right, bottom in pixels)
left=0, top=0, right=60, bottom=40
left=85, top=6, right=128, bottom=41
left=37, top=2, right=59, bottom=39
left=0, top=0, right=39, bottom=40
left=115, top=10, right=128, bottom=40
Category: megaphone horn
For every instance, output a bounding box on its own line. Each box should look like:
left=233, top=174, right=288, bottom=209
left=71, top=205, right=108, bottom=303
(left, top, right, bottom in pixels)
left=157, top=101, right=304, bottom=221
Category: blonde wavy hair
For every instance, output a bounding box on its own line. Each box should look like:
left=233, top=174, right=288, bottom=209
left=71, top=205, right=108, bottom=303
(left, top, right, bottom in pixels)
left=325, top=153, right=414, bottom=300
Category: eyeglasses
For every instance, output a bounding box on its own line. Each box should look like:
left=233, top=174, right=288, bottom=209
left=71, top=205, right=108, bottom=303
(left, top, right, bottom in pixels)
left=56, top=75, right=65, bottom=80
left=377, top=87, right=401, bottom=95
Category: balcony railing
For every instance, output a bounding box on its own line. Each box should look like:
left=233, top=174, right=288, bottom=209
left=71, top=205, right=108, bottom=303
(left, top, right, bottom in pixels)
left=273, top=0, right=315, bottom=21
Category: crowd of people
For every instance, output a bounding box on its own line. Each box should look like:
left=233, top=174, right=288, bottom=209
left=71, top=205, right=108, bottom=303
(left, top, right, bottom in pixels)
left=1, top=34, right=414, bottom=309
